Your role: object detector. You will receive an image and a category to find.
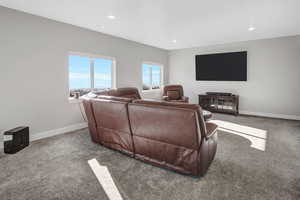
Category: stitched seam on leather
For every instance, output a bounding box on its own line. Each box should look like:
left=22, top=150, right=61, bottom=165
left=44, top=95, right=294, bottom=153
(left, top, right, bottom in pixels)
left=99, top=127, right=133, bottom=151
left=135, top=154, right=192, bottom=175
left=101, top=142, right=133, bottom=155
left=88, top=100, right=100, bottom=141
left=194, top=111, right=201, bottom=175
left=126, top=104, right=136, bottom=157
left=92, top=98, right=131, bottom=105
left=129, top=103, right=194, bottom=112
left=194, top=111, right=201, bottom=146
left=132, top=134, right=197, bottom=151
left=99, top=127, right=131, bottom=135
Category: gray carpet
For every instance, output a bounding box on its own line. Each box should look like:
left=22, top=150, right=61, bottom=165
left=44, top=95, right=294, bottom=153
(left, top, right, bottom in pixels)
left=0, top=114, right=299, bottom=200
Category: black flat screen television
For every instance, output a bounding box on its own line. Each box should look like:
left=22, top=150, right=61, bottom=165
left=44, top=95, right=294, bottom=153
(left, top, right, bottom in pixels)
left=195, top=51, right=247, bottom=81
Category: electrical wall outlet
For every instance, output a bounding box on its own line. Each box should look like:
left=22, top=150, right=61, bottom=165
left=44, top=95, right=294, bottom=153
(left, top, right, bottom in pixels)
left=3, top=135, right=13, bottom=142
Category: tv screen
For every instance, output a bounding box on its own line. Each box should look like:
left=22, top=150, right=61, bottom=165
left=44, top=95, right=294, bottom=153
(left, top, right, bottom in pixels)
left=195, top=51, right=247, bottom=81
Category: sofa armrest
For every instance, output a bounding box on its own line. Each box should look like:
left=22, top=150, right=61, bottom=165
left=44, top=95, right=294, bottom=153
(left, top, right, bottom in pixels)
left=198, top=122, right=218, bottom=176
left=181, top=96, right=189, bottom=103
left=205, top=122, right=218, bottom=139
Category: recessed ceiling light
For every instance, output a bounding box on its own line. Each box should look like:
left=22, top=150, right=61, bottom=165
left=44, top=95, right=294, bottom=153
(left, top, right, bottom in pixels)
left=248, top=26, right=256, bottom=31
left=107, top=15, right=116, bottom=20
left=172, top=39, right=177, bottom=43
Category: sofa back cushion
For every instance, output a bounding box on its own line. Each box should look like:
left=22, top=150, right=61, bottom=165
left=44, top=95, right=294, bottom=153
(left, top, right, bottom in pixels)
left=91, top=99, right=134, bottom=155
left=129, top=103, right=199, bottom=148
left=133, top=99, right=207, bottom=136
left=128, top=103, right=200, bottom=174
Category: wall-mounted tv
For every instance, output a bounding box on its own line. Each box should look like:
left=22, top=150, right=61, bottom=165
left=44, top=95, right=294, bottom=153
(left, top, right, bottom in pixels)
left=195, top=51, right=247, bottom=81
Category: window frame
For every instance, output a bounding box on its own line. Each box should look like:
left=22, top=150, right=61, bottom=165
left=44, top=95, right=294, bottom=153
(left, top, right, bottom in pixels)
left=142, top=61, right=164, bottom=92
left=68, top=52, right=117, bottom=92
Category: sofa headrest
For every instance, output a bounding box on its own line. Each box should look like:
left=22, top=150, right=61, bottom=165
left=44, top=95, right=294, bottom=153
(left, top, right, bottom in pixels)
left=108, top=87, right=141, bottom=99
left=91, top=90, right=109, bottom=96
left=97, top=95, right=132, bottom=103
left=84, top=87, right=141, bottom=100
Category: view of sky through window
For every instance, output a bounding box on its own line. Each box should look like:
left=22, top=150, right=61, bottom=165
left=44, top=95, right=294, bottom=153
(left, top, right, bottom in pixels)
left=94, top=58, right=112, bottom=89
left=69, top=55, right=112, bottom=89
left=69, top=55, right=90, bottom=89
left=151, top=65, right=161, bottom=89
left=142, top=64, right=151, bottom=89
left=142, top=63, right=161, bottom=90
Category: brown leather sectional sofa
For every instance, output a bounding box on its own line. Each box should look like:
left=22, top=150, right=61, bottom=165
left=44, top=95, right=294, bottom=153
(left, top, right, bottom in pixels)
left=82, top=87, right=218, bottom=176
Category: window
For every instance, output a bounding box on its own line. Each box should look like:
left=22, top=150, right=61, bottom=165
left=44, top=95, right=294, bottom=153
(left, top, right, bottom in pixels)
left=69, top=53, right=115, bottom=96
left=142, top=63, right=163, bottom=91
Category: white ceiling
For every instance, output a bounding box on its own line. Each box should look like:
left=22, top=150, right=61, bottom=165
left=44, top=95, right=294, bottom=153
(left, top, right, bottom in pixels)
left=1, top=0, right=300, bottom=50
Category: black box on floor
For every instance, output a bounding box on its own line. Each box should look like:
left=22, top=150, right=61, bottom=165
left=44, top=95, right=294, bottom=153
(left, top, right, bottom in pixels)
left=4, top=126, right=29, bottom=154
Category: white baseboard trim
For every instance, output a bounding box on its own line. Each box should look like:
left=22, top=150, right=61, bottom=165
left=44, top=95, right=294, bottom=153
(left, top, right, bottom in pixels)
left=30, top=122, right=88, bottom=141
left=239, top=110, right=300, bottom=121
left=0, top=122, right=88, bottom=150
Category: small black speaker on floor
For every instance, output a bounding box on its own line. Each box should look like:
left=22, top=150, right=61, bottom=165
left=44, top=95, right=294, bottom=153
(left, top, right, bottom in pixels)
left=4, top=126, right=29, bottom=154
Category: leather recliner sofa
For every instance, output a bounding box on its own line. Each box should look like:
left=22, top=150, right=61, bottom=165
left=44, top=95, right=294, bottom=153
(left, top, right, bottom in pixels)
left=82, top=87, right=218, bottom=176
left=162, top=85, right=189, bottom=103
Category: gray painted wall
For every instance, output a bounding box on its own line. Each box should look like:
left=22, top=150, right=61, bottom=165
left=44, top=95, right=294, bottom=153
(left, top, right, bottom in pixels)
left=1, top=5, right=300, bottom=144
left=0, top=6, right=168, bottom=137
left=168, top=36, right=300, bottom=118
